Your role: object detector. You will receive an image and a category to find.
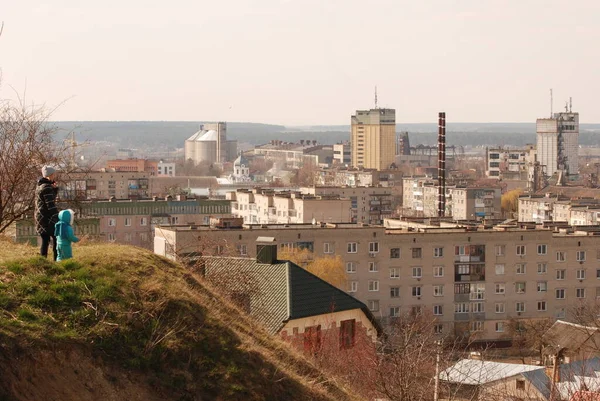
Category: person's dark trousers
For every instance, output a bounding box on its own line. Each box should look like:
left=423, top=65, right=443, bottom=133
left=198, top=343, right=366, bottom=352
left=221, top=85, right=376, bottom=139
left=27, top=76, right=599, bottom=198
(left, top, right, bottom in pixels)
left=40, top=233, right=57, bottom=261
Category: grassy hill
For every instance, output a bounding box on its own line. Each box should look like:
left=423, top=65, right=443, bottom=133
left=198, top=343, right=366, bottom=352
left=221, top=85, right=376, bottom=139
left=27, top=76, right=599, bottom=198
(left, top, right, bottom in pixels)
left=0, top=239, right=362, bottom=401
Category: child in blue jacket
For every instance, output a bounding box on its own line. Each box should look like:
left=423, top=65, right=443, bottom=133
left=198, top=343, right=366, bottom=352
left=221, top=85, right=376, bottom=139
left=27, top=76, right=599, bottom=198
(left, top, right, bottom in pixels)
left=54, top=209, right=80, bottom=261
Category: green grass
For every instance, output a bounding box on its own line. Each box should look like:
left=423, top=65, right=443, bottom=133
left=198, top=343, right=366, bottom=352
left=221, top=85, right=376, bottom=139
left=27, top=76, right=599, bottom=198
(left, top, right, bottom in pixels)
left=0, top=239, right=360, bottom=401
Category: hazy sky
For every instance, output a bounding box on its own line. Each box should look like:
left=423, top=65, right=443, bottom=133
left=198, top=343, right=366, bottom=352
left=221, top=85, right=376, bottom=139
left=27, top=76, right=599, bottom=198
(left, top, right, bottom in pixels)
left=2, top=0, right=599, bottom=125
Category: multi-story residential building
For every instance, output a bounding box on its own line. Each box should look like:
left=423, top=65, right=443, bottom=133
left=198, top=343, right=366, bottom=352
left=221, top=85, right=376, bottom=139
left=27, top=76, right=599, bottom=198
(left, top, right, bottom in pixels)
left=333, top=142, right=351, bottom=165
left=518, top=194, right=600, bottom=225
left=157, top=161, right=176, bottom=176
left=403, top=177, right=500, bottom=220
left=60, top=171, right=151, bottom=200
left=351, top=108, right=396, bottom=170
left=227, top=188, right=351, bottom=224
left=254, top=141, right=333, bottom=168
left=485, top=146, right=536, bottom=190
left=450, top=187, right=502, bottom=220
left=9, top=197, right=231, bottom=249
left=301, top=186, right=396, bottom=225
left=106, top=159, right=159, bottom=175
left=315, top=167, right=403, bottom=188
left=537, top=109, right=579, bottom=177
left=155, top=218, right=600, bottom=342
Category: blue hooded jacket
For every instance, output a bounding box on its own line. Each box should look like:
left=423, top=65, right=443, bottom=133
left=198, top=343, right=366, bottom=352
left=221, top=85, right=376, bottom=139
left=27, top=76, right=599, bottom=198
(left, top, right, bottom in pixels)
left=54, top=209, right=79, bottom=261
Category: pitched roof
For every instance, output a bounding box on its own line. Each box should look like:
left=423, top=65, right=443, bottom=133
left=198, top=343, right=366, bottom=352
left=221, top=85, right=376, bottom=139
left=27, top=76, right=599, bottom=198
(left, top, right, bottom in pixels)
left=542, top=320, right=600, bottom=356
left=522, top=357, right=600, bottom=400
left=439, top=359, right=540, bottom=385
left=202, top=256, right=380, bottom=335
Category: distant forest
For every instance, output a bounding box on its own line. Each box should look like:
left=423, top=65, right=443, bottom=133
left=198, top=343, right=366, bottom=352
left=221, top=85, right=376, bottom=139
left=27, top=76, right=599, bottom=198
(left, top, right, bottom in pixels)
left=52, top=121, right=600, bottom=149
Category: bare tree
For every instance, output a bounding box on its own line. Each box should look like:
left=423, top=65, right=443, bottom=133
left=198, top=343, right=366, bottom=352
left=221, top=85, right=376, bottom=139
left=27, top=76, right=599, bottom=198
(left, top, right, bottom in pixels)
left=0, top=98, right=69, bottom=234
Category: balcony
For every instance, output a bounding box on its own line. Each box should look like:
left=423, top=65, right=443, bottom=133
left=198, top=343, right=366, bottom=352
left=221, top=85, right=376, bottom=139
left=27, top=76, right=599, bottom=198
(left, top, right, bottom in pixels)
left=455, top=273, right=486, bottom=282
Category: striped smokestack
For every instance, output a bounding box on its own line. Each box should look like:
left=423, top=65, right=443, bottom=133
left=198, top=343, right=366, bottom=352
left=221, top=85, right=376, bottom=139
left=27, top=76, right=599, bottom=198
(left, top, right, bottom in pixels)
left=438, top=112, right=446, bottom=217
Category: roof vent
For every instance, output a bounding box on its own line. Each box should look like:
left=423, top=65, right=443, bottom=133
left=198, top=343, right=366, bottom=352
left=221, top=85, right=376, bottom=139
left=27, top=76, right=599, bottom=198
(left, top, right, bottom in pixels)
left=256, top=237, right=277, bottom=264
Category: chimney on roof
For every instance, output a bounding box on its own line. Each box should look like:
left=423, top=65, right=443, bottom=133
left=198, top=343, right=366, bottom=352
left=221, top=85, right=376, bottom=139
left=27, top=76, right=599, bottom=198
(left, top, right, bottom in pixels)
left=256, top=236, right=277, bottom=264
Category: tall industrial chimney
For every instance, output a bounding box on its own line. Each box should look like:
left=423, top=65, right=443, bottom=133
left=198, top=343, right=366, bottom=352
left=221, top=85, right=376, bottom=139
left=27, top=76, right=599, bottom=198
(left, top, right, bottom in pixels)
left=437, top=112, right=446, bottom=217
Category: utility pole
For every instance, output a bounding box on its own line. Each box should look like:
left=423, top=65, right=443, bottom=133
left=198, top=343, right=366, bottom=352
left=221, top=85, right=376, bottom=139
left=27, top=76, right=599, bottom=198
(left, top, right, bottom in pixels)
left=434, top=340, right=442, bottom=401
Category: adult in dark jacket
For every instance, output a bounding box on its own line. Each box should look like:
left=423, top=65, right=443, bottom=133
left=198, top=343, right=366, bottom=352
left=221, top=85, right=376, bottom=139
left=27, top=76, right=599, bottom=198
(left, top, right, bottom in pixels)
left=35, top=166, right=59, bottom=261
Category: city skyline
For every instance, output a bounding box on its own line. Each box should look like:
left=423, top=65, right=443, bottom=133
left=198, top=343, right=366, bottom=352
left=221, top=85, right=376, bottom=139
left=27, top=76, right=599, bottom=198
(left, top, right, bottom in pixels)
left=2, top=0, right=599, bottom=125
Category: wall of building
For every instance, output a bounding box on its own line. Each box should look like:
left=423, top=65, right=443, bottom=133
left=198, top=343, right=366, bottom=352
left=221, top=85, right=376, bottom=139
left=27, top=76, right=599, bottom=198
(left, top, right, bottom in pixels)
left=155, top=222, right=600, bottom=341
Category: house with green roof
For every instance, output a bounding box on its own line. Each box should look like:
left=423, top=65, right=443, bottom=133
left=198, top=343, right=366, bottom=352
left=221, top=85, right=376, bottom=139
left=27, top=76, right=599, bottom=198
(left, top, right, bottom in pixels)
left=202, top=237, right=381, bottom=356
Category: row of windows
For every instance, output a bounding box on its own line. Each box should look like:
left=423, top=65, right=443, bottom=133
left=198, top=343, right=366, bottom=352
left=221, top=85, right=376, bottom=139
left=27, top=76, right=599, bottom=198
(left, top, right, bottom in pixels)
left=345, top=264, right=445, bottom=277
left=495, top=264, right=596, bottom=279
left=341, top=242, right=589, bottom=261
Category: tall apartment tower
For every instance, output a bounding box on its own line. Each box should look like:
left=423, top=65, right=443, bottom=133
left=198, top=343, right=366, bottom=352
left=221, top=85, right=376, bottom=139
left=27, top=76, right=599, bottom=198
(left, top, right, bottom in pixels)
left=536, top=105, right=579, bottom=177
left=351, top=108, right=396, bottom=170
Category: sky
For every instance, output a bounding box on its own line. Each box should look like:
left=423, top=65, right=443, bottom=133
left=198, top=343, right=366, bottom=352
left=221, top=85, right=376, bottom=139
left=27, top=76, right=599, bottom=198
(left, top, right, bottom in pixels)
left=1, top=0, right=599, bottom=125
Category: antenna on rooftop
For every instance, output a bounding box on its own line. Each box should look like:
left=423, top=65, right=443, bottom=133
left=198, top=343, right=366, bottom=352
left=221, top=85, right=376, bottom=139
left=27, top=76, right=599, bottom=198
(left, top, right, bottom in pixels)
left=374, top=86, right=378, bottom=109
left=564, top=101, right=568, bottom=112
left=550, top=88, right=553, bottom=117
left=569, top=97, right=572, bottom=113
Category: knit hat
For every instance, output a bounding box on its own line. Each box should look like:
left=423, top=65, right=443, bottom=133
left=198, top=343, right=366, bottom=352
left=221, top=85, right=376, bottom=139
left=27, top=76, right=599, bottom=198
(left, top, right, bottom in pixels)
left=41, top=166, right=56, bottom=177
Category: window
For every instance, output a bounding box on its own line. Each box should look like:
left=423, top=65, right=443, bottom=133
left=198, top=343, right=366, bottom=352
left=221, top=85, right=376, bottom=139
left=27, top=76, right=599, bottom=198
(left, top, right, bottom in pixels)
left=368, top=280, right=379, bottom=292
left=368, top=262, right=378, bottom=272
left=516, top=245, right=526, bottom=256
left=434, top=247, right=444, bottom=258
left=516, top=264, right=526, bottom=274
left=389, top=306, right=400, bottom=317
left=537, top=244, right=547, bottom=255
left=495, top=264, right=505, bottom=275
left=390, top=248, right=400, bottom=258
left=346, top=262, right=356, bottom=273
left=516, top=379, right=525, bottom=391
left=495, top=322, right=505, bottom=332
left=577, top=269, right=586, bottom=280
left=124, top=217, right=131, bottom=227
left=434, top=266, right=444, bottom=277
left=556, top=251, right=566, bottom=262
left=389, top=268, right=400, bottom=278
left=170, top=216, right=179, bottom=225
left=556, top=308, right=566, bottom=318
left=411, top=306, right=422, bottom=317
left=368, top=300, right=379, bottom=312
left=556, top=269, right=566, bottom=280
left=412, top=266, right=422, bottom=278
left=139, top=232, right=148, bottom=242
left=495, top=302, right=505, bottom=313
left=538, top=301, right=547, bottom=311
left=456, top=245, right=466, bottom=255
left=434, top=324, right=443, bottom=334
left=455, top=303, right=469, bottom=313
left=412, top=248, right=422, bottom=259
left=339, top=319, right=355, bottom=350
left=108, top=218, right=116, bottom=227
left=124, top=233, right=132, bottom=243
left=348, top=281, right=358, bottom=293
left=433, top=285, right=444, bottom=297
left=390, top=287, right=400, bottom=298
left=412, top=286, right=422, bottom=297
left=433, top=305, right=443, bottom=315
left=537, top=281, right=547, bottom=292
left=537, top=263, right=547, bottom=274
left=471, top=302, right=484, bottom=313
left=369, top=242, right=379, bottom=253
left=140, top=217, right=148, bottom=226
left=577, top=288, right=586, bottom=298
left=470, top=283, right=485, bottom=300
left=577, top=251, right=586, bottom=262
left=238, top=244, right=248, bottom=256
left=556, top=289, right=566, bottom=299
left=323, top=242, right=334, bottom=254
left=107, top=233, right=115, bottom=242
left=516, top=282, right=526, bottom=294
left=495, top=283, right=506, bottom=294
left=495, top=245, right=506, bottom=256
left=597, top=287, right=600, bottom=298
left=347, top=242, right=357, bottom=253
left=471, top=321, right=483, bottom=332
left=516, top=302, right=525, bottom=313
left=303, top=325, right=322, bottom=354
